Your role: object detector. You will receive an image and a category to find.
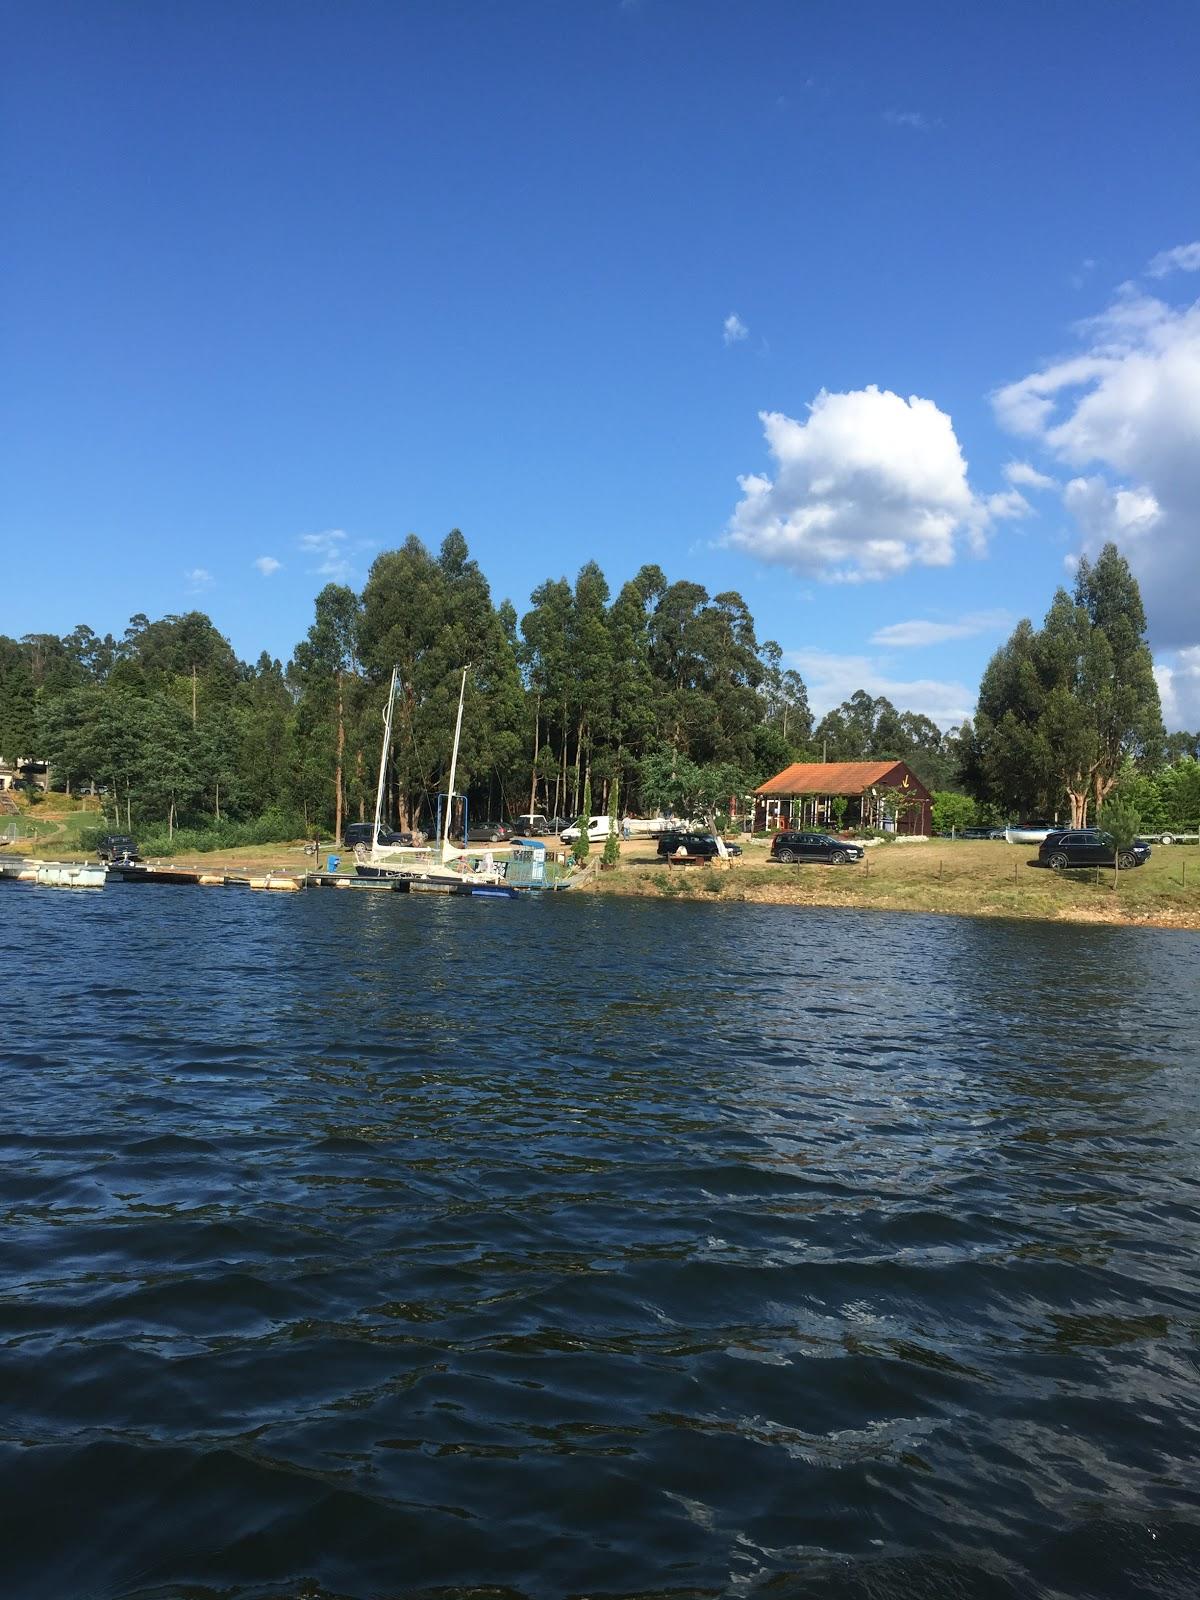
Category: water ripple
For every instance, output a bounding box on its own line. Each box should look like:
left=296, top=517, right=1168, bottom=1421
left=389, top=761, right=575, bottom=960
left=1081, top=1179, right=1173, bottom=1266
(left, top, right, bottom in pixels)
left=1, top=890, right=1198, bottom=1598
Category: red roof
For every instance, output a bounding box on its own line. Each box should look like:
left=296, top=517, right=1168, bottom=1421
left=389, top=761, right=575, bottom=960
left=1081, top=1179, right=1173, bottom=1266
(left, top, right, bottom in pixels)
left=754, top=760, right=916, bottom=796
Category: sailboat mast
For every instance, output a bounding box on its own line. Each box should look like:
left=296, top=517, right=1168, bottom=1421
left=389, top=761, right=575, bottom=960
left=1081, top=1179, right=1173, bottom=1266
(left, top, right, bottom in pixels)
left=442, top=666, right=468, bottom=855
left=371, top=667, right=399, bottom=853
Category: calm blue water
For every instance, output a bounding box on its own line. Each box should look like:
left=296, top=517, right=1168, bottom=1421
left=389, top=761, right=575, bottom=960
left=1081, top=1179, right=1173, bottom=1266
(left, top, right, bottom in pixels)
left=1, top=886, right=1198, bottom=1600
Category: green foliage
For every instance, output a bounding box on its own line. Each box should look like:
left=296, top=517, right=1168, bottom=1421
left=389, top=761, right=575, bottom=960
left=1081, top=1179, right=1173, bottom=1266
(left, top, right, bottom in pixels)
left=966, top=544, right=1163, bottom=824
left=1099, top=797, right=1141, bottom=850
left=931, top=791, right=977, bottom=834
left=1159, top=759, right=1200, bottom=826
left=640, top=747, right=749, bottom=825
left=572, top=774, right=592, bottom=864
left=811, top=689, right=959, bottom=789
left=109, top=810, right=309, bottom=858
left=603, top=774, right=620, bottom=867
left=17, top=529, right=1098, bottom=848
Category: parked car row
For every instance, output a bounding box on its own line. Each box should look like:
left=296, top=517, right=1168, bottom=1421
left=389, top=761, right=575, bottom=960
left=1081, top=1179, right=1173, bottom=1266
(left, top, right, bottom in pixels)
left=344, top=813, right=709, bottom=845
left=342, top=823, right=422, bottom=848
left=512, top=814, right=572, bottom=837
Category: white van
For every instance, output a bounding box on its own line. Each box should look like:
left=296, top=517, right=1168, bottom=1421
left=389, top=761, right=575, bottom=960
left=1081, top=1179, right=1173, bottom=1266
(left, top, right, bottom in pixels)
left=560, top=815, right=617, bottom=844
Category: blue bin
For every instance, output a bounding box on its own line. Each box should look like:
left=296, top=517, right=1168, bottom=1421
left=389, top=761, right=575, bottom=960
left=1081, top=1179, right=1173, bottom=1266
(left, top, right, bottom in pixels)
left=327, top=854, right=340, bottom=873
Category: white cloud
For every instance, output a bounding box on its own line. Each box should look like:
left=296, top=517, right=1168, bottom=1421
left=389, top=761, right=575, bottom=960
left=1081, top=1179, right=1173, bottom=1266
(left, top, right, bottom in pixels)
left=1069, top=257, right=1098, bottom=290
left=1004, top=459, right=1056, bottom=490
left=992, top=283, right=1200, bottom=649
left=184, top=567, right=213, bottom=590
left=985, top=488, right=1031, bottom=521
left=299, top=528, right=353, bottom=581
left=869, top=610, right=1012, bottom=648
left=1147, top=241, right=1200, bottom=278
left=254, top=556, right=282, bottom=577
left=723, top=313, right=748, bottom=345
left=788, top=646, right=974, bottom=728
left=1155, top=647, right=1200, bottom=731
left=727, top=385, right=997, bottom=582
left=1061, top=476, right=1161, bottom=542
left=883, top=110, right=936, bottom=130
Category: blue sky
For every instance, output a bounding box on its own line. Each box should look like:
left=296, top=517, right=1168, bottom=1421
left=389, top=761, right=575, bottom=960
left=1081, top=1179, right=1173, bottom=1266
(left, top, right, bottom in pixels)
left=5, top=1, right=1200, bottom=726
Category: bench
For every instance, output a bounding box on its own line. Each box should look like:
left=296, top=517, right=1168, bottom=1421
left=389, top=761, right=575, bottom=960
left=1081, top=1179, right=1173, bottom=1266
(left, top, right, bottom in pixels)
left=666, top=853, right=711, bottom=868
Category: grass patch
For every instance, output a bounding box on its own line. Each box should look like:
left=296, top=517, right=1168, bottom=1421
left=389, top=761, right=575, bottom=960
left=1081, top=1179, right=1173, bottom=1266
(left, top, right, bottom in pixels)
left=595, top=837, right=1200, bottom=928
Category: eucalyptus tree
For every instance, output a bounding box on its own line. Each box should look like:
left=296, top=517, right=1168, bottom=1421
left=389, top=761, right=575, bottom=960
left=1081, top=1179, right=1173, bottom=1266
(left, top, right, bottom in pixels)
left=292, top=583, right=362, bottom=844
left=0, top=636, right=36, bottom=762
left=359, top=531, right=523, bottom=829
left=968, top=620, right=1060, bottom=818
left=606, top=565, right=663, bottom=804
left=565, top=562, right=613, bottom=812
left=520, top=576, right=574, bottom=818
left=759, top=641, right=812, bottom=746
left=966, top=545, right=1163, bottom=825
left=1073, top=544, right=1163, bottom=817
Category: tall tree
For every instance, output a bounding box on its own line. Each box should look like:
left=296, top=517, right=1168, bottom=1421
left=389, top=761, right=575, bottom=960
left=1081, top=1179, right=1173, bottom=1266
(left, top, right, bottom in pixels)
left=1074, top=544, right=1163, bottom=817
left=965, top=545, right=1163, bottom=825
left=292, top=584, right=361, bottom=844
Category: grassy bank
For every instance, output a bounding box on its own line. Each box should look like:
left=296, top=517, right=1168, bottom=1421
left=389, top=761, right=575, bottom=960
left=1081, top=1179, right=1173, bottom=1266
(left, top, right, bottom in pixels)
left=5, top=818, right=1197, bottom=928
left=593, top=836, right=1200, bottom=930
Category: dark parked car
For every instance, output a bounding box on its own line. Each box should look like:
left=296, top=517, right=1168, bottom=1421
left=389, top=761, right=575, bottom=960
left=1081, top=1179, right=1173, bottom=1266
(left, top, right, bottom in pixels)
left=466, top=821, right=512, bottom=843
left=343, top=823, right=414, bottom=848
left=512, top=814, right=574, bottom=837
left=770, top=830, right=865, bottom=865
left=656, top=831, right=742, bottom=859
left=97, top=834, right=141, bottom=863
left=1038, top=830, right=1150, bottom=870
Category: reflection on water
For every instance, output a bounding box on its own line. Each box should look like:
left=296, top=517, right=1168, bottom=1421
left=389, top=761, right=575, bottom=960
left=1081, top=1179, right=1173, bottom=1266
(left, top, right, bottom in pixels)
left=1, top=889, right=1198, bottom=1599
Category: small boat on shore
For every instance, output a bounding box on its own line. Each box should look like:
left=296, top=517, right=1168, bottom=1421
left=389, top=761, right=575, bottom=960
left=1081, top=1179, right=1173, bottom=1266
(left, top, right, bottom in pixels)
left=1004, top=821, right=1062, bottom=845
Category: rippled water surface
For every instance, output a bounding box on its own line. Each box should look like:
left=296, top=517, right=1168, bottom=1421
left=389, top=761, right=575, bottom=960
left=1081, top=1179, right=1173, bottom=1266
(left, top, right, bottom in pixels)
left=2, top=887, right=1199, bottom=1600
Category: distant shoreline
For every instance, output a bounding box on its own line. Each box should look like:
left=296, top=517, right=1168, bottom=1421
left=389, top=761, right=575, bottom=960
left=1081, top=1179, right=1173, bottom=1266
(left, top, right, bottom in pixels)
left=5, top=834, right=1198, bottom=931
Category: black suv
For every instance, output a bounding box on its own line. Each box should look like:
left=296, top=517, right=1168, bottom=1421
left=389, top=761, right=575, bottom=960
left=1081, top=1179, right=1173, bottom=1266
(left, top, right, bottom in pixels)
left=770, top=831, right=864, bottom=865
left=1038, top=830, right=1150, bottom=870
left=343, top=824, right=414, bottom=848
left=656, top=831, right=742, bottom=858
left=97, top=834, right=141, bottom=863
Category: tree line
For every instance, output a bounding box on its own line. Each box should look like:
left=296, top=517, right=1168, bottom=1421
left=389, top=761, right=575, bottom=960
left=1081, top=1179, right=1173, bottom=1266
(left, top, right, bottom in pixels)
left=1, top=529, right=973, bottom=841
left=955, top=544, right=1198, bottom=827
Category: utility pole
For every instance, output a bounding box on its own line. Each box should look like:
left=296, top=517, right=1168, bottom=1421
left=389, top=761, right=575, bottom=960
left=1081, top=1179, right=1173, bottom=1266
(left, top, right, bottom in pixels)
left=191, top=664, right=197, bottom=728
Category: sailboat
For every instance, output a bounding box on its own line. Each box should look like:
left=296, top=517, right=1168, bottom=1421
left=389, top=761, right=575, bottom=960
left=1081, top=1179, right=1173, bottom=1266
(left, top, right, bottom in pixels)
left=353, top=666, right=516, bottom=894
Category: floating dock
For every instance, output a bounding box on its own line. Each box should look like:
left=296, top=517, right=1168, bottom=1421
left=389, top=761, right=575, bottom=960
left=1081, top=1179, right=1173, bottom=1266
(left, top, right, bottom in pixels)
left=1, top=858, right=532, bottom=899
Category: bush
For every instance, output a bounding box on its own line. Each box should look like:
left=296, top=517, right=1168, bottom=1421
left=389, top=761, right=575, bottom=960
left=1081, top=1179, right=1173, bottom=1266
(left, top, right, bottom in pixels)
left=1099, top=798, right=1141, bottom=850
left=106, top=810, right=309, bottom=857
left=930, top=791, right=976, bottom=835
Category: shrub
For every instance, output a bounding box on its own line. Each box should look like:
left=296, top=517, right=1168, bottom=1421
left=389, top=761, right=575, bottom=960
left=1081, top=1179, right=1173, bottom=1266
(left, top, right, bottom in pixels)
left=133, top=810, right=308, bottom=857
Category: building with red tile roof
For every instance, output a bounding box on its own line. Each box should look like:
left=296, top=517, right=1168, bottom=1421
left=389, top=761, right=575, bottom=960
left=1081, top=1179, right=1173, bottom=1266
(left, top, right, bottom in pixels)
left=753, top=760, right=931, bottom=835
